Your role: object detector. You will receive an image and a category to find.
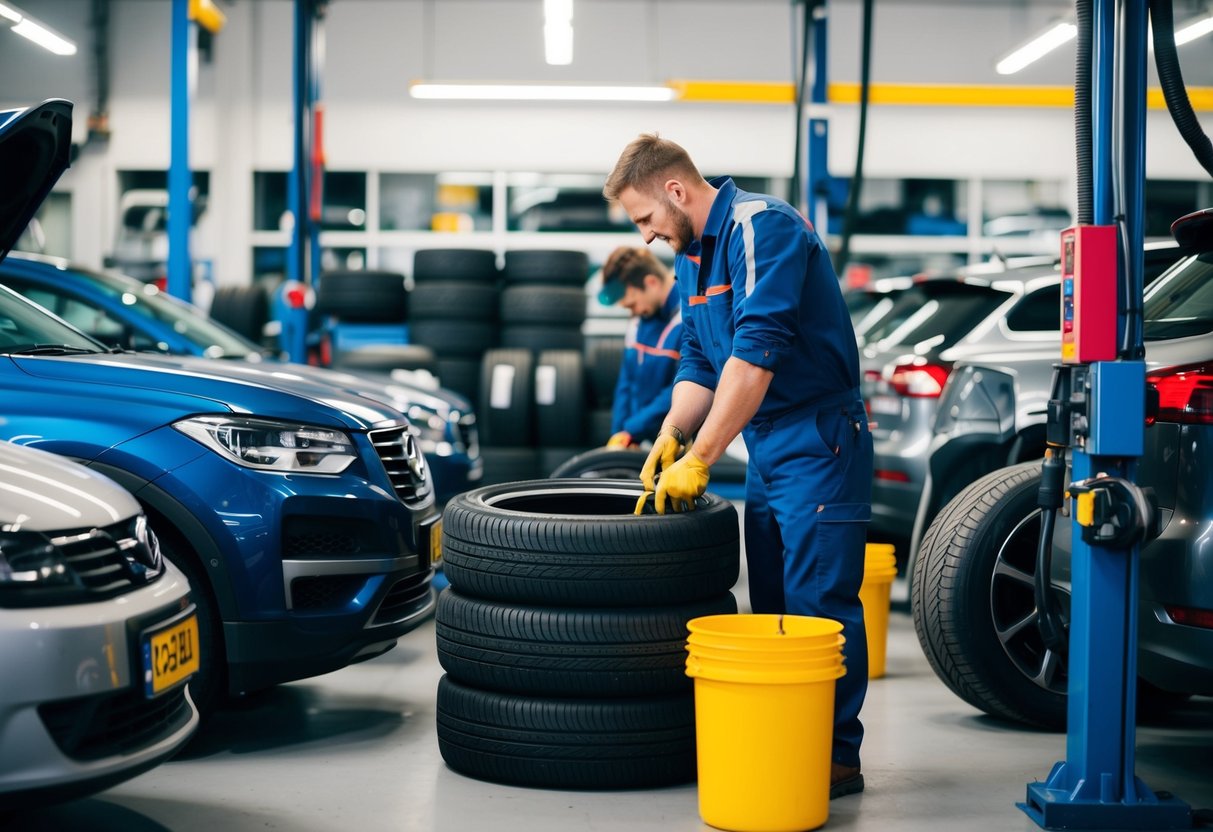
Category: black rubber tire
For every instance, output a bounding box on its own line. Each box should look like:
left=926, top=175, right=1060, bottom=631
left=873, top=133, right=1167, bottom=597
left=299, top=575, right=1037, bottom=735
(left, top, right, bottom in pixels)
left=152, top=527, right=226, bottom=721
left=411, top=281, right=498, bottom=321
left=534, top=349, right=585, bottom=447
left=586, top=408, right=615, bottom=445
left=333, top=343, right=437, bottom=374
left=479, top=447, right=541, bottom=486
left=911, top=461, right=1067, bottom=729
left=315, top=270, right=409, bottom=322
left=586, top=338, right=625, bottom=408
left=539, top=446, right=593, bottom=477
left=501, top=325, right=584, bottom=352
left=209, top=285, right=269, bottom=342
left=500, top=286, right=586, bottom=326
left=478, top=348, right=534, bottom=446
left=502, top=249, right=590, bottom=286
left=436, top=588, right=736, bottom=696
left=410, top=319, right=498, bottom=359
left=413, top=249, right=499, bottom=283
left=441, top=479, right=740, bottom=607
left=550, top=447, right=647, bottom=479
left=436, top=675, right=696, bottom=789
left=435, top=357, right=482, bottom=403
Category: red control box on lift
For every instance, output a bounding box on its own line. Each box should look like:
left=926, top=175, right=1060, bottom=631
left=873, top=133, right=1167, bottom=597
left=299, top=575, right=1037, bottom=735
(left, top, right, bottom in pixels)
left=1060, top=225, right=1118, bottom=364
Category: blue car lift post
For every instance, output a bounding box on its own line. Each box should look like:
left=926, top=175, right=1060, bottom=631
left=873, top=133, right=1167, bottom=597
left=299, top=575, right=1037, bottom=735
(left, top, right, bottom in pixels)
left=1019, top=1, right=1191, bottom=827
left=280, top=0, right=327, bottom=364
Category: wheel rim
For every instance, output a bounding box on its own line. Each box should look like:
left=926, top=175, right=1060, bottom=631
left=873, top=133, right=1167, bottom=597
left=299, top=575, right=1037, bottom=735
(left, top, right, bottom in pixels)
left=988, top=508, right=1069, bottom=695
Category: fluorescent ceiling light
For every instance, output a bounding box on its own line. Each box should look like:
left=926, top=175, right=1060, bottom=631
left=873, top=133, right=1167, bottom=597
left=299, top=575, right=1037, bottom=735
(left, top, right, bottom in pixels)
left=544, top=0, right=573, bottom=66
left=1175, top=13, right=1213, bottom=45
left=996, top=22, right=1076, bottom=75
left=0, top=2, right=77, bottom=56
left=410, top=83, right=675, bottom=102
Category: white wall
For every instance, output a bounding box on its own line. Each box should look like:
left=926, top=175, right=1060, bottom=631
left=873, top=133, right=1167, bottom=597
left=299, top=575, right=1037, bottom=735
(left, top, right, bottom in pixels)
left=2, top=0, right=1211, bottom=282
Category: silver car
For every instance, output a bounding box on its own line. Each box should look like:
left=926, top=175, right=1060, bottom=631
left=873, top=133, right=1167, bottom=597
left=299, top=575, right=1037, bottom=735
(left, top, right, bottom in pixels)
left=0, top=441, right=199, bottom=808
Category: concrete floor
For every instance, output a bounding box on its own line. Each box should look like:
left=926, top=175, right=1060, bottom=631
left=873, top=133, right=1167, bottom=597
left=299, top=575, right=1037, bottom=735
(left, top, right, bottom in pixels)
left=7, top=577, right=1213, bottom=832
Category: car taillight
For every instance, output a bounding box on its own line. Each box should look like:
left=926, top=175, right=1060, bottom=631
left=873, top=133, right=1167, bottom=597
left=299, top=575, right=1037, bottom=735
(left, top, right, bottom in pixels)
left=1145, top=362, right=1213, bottom=425
left=887, top=362, right=951, bottom=398
left=1165, top=604, right=1213, bottom=629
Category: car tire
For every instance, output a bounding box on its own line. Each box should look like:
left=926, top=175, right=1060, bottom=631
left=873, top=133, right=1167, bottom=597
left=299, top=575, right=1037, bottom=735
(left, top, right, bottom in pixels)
left=410, top=319, right=498, bottom=359
left=413, top=249, right=498, bottom=284
left=441, top=479, right=740, bottom=607
left=209, top=285, right=269, bottom=342
left=502, top=250, right=589, bottom=286
left=411, top=281, right=498, bottom=321
left=911, top=461, right=1067, bottom=729
left=500, top=286, right=586, bottom=326
left=550, top=447, right=647, bottom=479
left=435, top=357, right=482, bottom=402
left=534, top=349, right=585, bottom=447
left=435, top=588, right=736, bottom=697
left=315, top=270, right=409, bottom=322
left=478, top=349, right=534, bottom=446
left=586, top=338, right=625, bottom=408
left=436, top=675, right=696, bottom=789
left=501, top=325, right=584, bottom=352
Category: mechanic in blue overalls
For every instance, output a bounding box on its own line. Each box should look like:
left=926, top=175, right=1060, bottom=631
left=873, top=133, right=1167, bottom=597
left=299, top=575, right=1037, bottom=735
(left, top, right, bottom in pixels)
left=597, top=246, right=683, bottom=449
left=604, top=134, right=873, bottom=799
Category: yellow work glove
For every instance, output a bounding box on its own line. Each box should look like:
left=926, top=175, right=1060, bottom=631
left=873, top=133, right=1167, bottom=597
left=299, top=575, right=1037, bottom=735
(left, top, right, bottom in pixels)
left=606, top=431, right=634, bottom=449
left=635, top=426, right=686, bottom=514
left=654, top=450, right=710, bottom=514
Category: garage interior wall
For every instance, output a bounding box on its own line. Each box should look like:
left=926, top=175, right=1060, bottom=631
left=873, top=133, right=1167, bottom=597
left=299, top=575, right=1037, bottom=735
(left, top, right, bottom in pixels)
left=1, top=0, right=1211, bottom=285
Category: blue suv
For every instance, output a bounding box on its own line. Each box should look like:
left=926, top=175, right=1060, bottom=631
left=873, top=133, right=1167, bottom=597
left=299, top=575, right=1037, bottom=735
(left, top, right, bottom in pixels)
left=0, top=253, right=482, bottom=504
left=1, top=100, right=439, bottom=716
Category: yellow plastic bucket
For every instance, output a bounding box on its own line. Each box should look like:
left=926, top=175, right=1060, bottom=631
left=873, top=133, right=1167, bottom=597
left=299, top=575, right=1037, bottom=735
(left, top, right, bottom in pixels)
left=685, top=614, right=845, bottom=832
left=861, top=544, right=898, bottom=680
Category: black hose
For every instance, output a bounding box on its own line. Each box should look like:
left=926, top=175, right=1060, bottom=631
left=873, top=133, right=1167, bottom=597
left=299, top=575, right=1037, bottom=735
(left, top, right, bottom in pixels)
left=789, top=0, right=813, bottom=213
left=1035, top=448, right=1069, bottom=655
left=835, top=0, right=873, bottom=275
left=1149, top=0, right=1213, bottom=178
left=1075, top=0, right=1093, bottom=225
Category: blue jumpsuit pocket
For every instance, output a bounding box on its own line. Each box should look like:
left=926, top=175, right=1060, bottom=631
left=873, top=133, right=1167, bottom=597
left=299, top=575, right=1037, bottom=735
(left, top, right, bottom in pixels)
left=815, top=502, right=871, bottom=600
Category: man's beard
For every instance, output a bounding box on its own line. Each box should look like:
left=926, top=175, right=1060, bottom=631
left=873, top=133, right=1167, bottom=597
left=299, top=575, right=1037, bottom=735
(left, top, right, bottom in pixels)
left=663, top=196, right=696, bottom=253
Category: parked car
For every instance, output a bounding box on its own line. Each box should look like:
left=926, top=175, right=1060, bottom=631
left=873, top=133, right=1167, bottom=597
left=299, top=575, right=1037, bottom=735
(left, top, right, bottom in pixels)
left=912, top=211, right=1213, bottom=728
left=0, top=99, right=440, bottom=719
left=0, top=438, right=199, bottom=808
left=0, top=253, right=482, bottom=503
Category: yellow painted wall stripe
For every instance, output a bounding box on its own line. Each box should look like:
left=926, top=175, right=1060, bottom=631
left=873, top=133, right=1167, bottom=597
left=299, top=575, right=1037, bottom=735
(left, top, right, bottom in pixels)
left=669, top=79, right=1213, bottom=111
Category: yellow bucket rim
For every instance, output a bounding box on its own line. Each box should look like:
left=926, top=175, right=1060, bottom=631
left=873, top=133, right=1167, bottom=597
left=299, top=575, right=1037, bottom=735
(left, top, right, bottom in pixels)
left=687, top=614, right=843, bottom=641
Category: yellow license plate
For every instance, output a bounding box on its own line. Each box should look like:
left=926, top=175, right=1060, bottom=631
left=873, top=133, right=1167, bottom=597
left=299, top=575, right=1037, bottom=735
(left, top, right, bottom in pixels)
left=144, top=613, right=200, bottom=697
left=430, top=518, right=443, bottom=567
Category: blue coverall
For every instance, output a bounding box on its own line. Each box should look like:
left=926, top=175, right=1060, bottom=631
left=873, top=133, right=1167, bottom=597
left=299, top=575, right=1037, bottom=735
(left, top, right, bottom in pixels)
left=673, top=177, right=873, bottom=768
left=610, top=284, right=683, bottom=443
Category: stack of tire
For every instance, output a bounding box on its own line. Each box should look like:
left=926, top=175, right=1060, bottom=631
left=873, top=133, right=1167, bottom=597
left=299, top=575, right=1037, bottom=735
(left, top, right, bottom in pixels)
left=434, top=479, right=742, bottom=789
left=499, top=249, right=588, bottom=353
left=409, top=249, right=502, bottom=403
left=314, top=270, right=439, bottom=373
left=584, top=337, right=626, bottom=447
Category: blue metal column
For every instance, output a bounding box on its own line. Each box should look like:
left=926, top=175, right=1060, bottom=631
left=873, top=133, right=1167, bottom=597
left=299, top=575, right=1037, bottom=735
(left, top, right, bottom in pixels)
left=282, top=0, right=317, bottom=363
left=806, top=1, right=830, bottom=234
left=167, top=0, right=193, bottom=302
left=1019, top=1, right=1190, bottom=827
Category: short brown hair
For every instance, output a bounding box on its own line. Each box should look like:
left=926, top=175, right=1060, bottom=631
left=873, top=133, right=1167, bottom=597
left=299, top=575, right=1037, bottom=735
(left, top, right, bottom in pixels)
left=602, top=246, right=670, bottom=292
left=602, top=133, right=704, bottom=201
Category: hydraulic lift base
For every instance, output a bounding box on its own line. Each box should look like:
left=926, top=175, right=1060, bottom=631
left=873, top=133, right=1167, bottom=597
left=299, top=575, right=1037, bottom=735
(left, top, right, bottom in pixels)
left=1019, top=763, right=1192, bottom=830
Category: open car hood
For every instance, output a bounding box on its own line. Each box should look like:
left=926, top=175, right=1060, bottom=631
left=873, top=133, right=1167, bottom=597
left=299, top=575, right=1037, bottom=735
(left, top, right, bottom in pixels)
left=0, top=99, right=72, bottom=264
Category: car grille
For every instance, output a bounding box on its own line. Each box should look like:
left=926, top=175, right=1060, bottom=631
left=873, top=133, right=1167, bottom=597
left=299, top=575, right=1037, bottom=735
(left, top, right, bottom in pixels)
left=368, top=425, right=432, bottom=505
left=372, top=572, right=432, bottom=625
left=290, top=575, right=367, bottom=611
left=38, top=686, right=192, bottom=762
left=283, top=517, right=374, bottom=558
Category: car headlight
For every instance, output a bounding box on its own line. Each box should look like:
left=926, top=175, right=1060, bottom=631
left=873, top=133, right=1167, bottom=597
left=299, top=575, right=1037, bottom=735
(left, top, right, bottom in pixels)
left=174, top=416, right=357, bottom=473
left=0, top=531, right=72, bottom=589
left=406, top=404, right=451, bottom=453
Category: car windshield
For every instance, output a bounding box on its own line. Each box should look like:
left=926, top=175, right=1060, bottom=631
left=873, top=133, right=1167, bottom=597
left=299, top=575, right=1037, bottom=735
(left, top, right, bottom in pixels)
left=76, top=266, right=256, bottom=358
left=862, top=281, right=1010, bottom=350
left=1143, top=253, right=1213, bottom=341
left=0, top=284, right=107, bottom=354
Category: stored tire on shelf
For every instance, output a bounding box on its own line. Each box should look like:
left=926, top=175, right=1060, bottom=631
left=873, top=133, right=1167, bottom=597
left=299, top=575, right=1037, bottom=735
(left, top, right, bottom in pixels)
left=534, top=349, right=585, bottom=447
left=502, top=249, right=589, bottom=286
left=411, top=281, right=498, bottom=321
left=333, top=343, right=437, bottom=374
left=478, top=348, right=534, bottom=446
left=550, top=447, right=647, bottom=479
left=410, top=319, right=498, bottom=359
left=478, top=447, right=541, bottom=486
left=209, top=284, right=269, bottom=342
left=501, top=325, right=583, bottom=352
left=413, top=249, right=498, bottom=284
left=442, top=479, right=740, bottom=606
left=315, top=270, right=409, bottom=322
left=436, top=675, right=696, bottom=789
left=585, top=338, right=625, bottom=408
left=499, top=285, right=585, bottom=326
left=436, top=588, right=736, bottom=697
left=435, top=357, right=482, bottom=402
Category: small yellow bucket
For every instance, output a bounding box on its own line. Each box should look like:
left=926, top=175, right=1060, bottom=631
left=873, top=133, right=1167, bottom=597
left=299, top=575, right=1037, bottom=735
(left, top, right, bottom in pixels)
left=685, top=614, right=845, bottom=832
left=860, top=543, right=898, bottom=680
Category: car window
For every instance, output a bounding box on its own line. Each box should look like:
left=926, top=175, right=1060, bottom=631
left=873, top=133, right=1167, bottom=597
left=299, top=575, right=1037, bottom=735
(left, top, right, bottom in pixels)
left=0, top=285, right=107, bottom=352
left=1005, top=286, right=1060, bottom=332
left=866, top=282, right=1009, bottom=349
left=1143, top=253, right=1213, bottom=340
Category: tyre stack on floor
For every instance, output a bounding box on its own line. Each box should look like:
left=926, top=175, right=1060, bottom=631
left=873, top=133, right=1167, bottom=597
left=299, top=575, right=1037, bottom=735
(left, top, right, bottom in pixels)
left=314, top=270, right=439, bottom=372
left=478, top=250, right=593, bottom=484
left=434, top=480, right=742, bottom=789
left=409, top=249, right=501, bottom=403
left=584, top=337, right=626, bottom=446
